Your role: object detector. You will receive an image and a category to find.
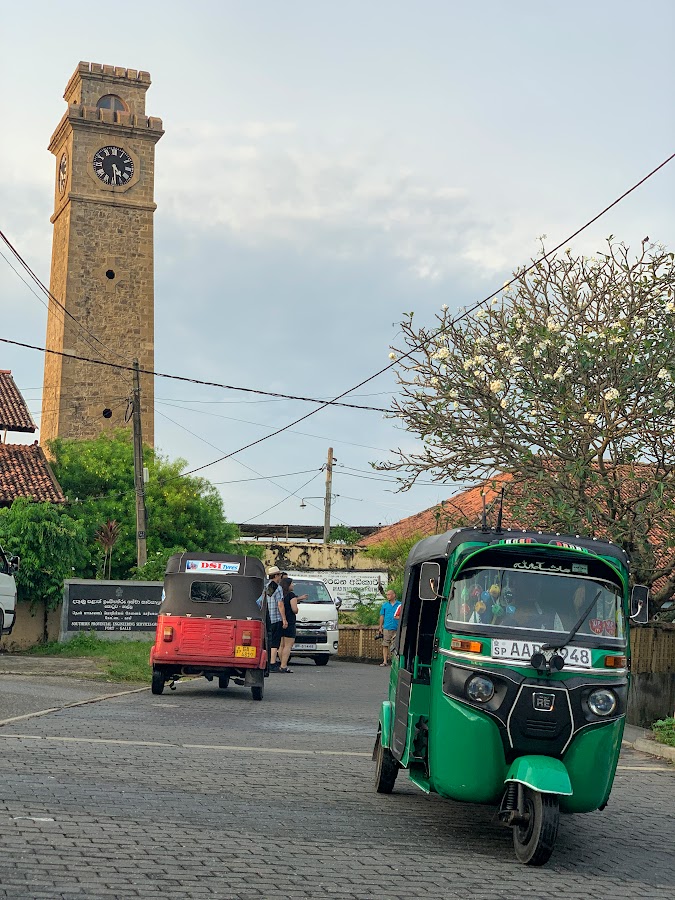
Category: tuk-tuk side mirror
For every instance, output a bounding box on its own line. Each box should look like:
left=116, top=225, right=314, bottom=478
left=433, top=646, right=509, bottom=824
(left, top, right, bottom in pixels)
left=630, top=585, right=649, bottom=624
left=419, top=562, right=441, bottom=600
left=9, top=555, right=20, bottom=573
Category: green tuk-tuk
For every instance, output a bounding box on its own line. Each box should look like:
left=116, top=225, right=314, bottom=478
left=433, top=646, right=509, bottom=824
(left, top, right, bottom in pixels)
left=373, top=527, right=648, bottom=865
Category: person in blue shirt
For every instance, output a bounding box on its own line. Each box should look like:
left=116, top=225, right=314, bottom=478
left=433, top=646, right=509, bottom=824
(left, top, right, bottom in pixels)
left=377, top=590, right=401, bottom=666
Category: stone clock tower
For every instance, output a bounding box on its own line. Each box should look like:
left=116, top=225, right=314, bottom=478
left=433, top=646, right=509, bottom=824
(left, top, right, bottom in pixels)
left=41, top=61, right=163, bottom=447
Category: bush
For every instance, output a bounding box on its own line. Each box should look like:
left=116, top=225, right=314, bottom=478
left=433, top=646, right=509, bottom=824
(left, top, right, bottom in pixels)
left=652, top=717, right=675, bottom=747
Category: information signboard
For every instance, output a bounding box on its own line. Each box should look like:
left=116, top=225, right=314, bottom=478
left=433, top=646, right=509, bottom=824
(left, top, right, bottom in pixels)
left=60, top=580, right=163, bottom=641
left=286, top=569, right=388, bottom=610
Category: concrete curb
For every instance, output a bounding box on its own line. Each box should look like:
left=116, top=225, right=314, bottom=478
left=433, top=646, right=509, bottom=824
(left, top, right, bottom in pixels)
left=0, top=685, right=149, bottom=728
left=622, top=735, right=675, bottom=763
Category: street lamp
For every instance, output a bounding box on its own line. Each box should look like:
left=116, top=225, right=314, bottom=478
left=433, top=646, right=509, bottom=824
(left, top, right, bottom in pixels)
left=299, top=496, right=339, bottom=509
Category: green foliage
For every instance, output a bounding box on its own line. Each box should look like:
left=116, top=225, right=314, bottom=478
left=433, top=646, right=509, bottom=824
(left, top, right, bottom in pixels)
left=365, top=532, right=425, bottom=597
left=383, top=239, right=675, bottom=607
left=29, top=632, right=151, bottom=683
left=49, top=432, right=243, bottom=580
left=329, top=525, right=362, bottom=545
left=130, top=546, right=186, bottom=581
left=651, top=717, right=675, bottom=747
left=0, top=498, right=88, bottom=610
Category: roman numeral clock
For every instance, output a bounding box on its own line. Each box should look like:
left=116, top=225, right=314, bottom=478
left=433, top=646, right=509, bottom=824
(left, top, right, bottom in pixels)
left=41, top=62, right=164, bottom=448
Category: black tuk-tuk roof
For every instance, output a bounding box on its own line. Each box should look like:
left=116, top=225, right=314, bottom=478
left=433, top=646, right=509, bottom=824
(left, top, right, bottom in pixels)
left=406, top=528, right=629, bottom=569
left=165, top=552, right=265, bottom=579
left=161, top=552, right=265, bottom=618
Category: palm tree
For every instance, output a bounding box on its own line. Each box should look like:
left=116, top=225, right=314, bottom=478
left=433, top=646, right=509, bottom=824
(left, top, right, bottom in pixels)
left=95, top=520, right=120, bottom=580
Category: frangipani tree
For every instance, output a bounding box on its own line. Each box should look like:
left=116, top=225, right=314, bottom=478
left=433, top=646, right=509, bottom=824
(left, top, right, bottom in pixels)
left=381, top=238, right=675, bottom=608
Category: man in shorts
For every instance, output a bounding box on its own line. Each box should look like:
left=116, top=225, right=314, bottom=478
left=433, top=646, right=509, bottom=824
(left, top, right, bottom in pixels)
left=377, top=590, right=401, bottom=666
left=265, top=566, right=284, bottom=671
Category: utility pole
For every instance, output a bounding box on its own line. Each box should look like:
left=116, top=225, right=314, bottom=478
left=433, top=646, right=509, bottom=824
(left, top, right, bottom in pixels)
left=132, top=359, right=148, bottom=568
left=323, top=446, right=334, bottom=545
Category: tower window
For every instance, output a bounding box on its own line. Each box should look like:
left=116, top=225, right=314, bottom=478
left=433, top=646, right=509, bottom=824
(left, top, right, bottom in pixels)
left=97, top=95, right=127, bottom=113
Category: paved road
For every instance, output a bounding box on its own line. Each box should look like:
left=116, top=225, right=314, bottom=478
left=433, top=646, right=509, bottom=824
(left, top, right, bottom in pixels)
left=0, top=659, right=673, bottom=899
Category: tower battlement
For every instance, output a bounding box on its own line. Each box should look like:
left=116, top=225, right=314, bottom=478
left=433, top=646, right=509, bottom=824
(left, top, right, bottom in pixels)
left=64, top=104, right=163, bottom=133
left=64, top=61, right=152, bottom=117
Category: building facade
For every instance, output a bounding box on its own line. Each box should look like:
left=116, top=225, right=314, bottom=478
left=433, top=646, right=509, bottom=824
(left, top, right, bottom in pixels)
left=41, top=61, right=163, bottom=447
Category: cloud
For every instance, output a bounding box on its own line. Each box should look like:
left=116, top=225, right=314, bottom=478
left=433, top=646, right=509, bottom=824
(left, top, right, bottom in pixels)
left=158, top=121, right=501, bottom=283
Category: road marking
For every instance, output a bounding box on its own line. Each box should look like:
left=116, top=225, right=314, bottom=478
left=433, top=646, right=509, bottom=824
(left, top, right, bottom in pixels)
left=0, top=686, right=149, bottom=728
left=617, top=765, right=671, bottom=771
left=0, top=732, right=372, bottom=757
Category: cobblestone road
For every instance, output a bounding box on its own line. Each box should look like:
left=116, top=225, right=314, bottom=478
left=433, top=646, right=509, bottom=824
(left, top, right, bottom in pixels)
left=0, top=660, right=673, bottom=899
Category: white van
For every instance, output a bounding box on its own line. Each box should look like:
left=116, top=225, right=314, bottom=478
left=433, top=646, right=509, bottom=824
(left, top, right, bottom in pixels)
left=289, top=576, right=339, bottom=666
left=0, top=546, right=19, bottom=637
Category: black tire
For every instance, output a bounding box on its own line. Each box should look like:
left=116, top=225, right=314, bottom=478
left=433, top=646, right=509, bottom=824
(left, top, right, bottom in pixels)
left=513, top=789, right=559, bottom=866
left=151, top=670, right=165, bottom=695
left=218, top=675, right=230, bottom=690
left=0, top=611, right=4, bottom=635
left=374, top=734, right=399, bottom=794
left=251, top=683, right=264, bottom=701
left=314, top=655, right=329, bottom=666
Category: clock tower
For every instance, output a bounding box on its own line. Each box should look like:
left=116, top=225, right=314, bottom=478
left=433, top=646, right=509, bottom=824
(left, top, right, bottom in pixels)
left=41, top=61, right=163, bottom=447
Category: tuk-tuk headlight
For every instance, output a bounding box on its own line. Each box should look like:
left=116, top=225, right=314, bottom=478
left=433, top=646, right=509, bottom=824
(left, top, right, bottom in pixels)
left=588, top=688, right=617, bottom=717
left=466, top=674, right=495, bottom=704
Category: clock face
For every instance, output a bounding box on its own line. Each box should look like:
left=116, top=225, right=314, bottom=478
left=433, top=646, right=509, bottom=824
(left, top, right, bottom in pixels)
left=58, top=152, right=68, bottom=194
left=92, top=146, right=134, bottom=186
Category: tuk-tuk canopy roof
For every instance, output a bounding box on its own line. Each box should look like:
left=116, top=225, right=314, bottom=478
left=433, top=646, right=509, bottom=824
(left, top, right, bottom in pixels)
left=165, top=552, right=265, bottom=579
left=406, top=528, right=629, bottom=570
left=161, top=552, right=265, bottom=619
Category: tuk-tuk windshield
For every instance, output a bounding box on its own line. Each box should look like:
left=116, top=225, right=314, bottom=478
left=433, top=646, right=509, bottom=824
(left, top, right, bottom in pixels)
left=446, top=567, right=624, bottom=640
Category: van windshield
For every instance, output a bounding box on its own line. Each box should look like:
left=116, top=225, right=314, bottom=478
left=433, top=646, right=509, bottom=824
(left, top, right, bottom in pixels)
left=446, top=566, right=624, bottom=640
left=292, top=580, right=333, bottom=605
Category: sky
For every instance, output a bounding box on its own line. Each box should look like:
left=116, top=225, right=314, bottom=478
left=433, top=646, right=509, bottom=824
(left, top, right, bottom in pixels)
left=1, top=1, right=674, bottom=531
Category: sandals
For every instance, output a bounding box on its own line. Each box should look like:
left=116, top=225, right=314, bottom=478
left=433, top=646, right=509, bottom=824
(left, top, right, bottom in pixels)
left=278, top=667, right=293, bottom=673
left=379, top=662, right=388, bottom=667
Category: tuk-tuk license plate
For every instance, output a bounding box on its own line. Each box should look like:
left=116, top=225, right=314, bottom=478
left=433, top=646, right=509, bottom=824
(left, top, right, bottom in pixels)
left=234, top=645, right=256, bottom=658
left=293, top=643, right=316, bottom=651
left=491, top=640, right=592, bottom=668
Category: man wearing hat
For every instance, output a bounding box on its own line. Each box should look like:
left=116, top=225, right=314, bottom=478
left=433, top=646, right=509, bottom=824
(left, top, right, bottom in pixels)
left=265, top=567, right=284, bottom=671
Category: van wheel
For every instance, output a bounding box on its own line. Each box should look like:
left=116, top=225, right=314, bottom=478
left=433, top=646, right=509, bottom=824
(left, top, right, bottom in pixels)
left=151, top=670, right=165, bottom=695
left=251, top=684, right=264, bottom=701
left=314, top=655, right=329, bottom=666
left=374, top=734, right=398, bottom=793
left=218, top=675, right=229, bottom=690
left=513, top=789, right=559, bottom=866
left=0, top=611, right=4, bottom=635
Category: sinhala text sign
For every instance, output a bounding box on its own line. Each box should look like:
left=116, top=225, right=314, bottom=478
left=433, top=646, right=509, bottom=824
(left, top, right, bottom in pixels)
left=60, top=579, right=163, bottom=641
left=287, top=570, right=388, bottom=610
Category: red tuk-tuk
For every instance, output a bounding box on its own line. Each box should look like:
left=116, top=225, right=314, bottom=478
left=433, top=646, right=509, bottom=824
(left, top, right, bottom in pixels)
left=150, top=552, right=268, bottom=700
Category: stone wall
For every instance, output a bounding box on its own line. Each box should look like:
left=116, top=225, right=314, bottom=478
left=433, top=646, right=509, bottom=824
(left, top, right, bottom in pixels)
left=2, top=602, right=61, bottom=651
left=257, top=541, right=381, bottom=572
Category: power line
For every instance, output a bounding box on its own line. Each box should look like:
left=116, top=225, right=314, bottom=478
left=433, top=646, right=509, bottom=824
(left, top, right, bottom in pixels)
left=0, top=337, right=388, bottom=412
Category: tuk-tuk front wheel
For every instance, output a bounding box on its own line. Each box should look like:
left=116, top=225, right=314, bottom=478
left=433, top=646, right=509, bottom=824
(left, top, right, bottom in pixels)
left=374, top=734, right=399, bottom=794
left=512, top=789, right=559, bottom=866
left=151, top=670, right=165, bottom=695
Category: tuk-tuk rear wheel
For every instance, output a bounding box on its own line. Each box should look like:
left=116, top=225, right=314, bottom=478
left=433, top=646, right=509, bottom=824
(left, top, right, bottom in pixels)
left=151, top=670, right=165, bottom=695
left=512, top=789, right=559, bottom=866
left=251, top=684, right=264, bottom=701
left=374, top=734, right=399, bottom=794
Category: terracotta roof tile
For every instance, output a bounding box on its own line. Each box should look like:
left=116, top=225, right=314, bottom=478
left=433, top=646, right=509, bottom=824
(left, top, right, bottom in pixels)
left=0, top=443, right=65, bottom=505
left=0, top=371, right=36, bottom=433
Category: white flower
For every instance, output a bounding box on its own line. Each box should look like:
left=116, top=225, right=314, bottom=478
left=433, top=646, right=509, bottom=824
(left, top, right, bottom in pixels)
left=516, top=335, right=528, bottom=347
left=603, top=388, right=620, bottom=401
left=533, top=349, right=542, bottom=358
left=489, top=379, right=505, bottom=393
left=665, top=400, right=675, bottom=411
left=474, top=355, right=487, bottom=365
left=448, top=389, right=458, bottom=399
left=658, top=368, right=670, bottom=380
left=537, top=340, right=550, bottom=350
left=441, top=303, right=449, bottom=311
left=496, top=342, right=508, bottom=352
left=475, top=308, right=488, bottom=320
left=553, top=366, right=565, bottom=381
left=473, top=370, right=481, bottom=378
left=388, top=352, right=396, bottom=360
left=463, top=359, right=473, bottom=371
left=583, top=412, right=599, bottom=424
left=635, top=317, right=646, bottom=328
left=430, top=377, right=439, bottom=386
left=509, top=356, right=521, bottom=367
left=452, top=401, right=460, bottom=411
left=665, top=301, right=675, bottom=314
left=432, top=347, right=450, bottom=361
left=546, top=316, right=562, bottom=332
left=543, top=373, right=553, bottom=380
left=500, top=397, right=509, bottom=409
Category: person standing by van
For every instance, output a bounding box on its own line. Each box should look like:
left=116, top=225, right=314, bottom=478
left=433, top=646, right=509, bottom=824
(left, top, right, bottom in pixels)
left=278, top=576, right=308, bottom=673
left=265, top=566, right=285, bottom=671
left=377, top=590, right=401, bottom=666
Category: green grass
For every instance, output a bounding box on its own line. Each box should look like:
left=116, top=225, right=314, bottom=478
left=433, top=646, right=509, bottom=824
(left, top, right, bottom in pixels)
left=28, top=632, right=151, bottom=683
left=651, top=717, right=675, bottom=748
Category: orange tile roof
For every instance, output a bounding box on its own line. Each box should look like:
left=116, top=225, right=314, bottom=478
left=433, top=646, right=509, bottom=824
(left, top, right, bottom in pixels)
left=0, top=442, right=65, bottom=505
left=0, top=370, right=36, bottom=433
